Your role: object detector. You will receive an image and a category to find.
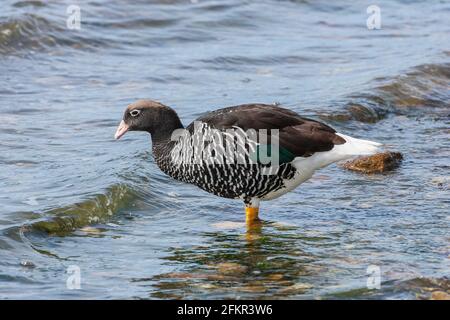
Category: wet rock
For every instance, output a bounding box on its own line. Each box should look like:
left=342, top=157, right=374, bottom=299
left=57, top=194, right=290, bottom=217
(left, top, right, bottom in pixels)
left=341, top=152, right=403, bottom=174
left=431, top=291, right=450, bottom=300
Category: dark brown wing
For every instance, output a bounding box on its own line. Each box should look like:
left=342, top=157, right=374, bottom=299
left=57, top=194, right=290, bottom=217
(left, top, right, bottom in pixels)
left=189, top=103, right=345, bottom=159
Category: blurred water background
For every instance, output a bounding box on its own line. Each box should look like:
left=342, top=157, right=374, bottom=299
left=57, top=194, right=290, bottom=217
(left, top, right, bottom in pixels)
left=0, top=0, right=449, bottom=299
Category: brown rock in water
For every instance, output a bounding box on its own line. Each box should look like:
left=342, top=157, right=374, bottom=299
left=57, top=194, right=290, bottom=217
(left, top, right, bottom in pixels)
left=216, top=262, right=248, bottom=275
left=431, top=291, right=450, bottom=300
left=342, top=152, right=403, bottom=174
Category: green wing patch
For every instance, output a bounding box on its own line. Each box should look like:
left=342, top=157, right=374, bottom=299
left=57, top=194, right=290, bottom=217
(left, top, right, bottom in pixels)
left=250, top=144, right=296, bottom=165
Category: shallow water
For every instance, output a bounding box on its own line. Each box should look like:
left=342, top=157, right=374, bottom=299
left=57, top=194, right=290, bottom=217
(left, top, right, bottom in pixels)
left=0, top=0, right=449, bottom=299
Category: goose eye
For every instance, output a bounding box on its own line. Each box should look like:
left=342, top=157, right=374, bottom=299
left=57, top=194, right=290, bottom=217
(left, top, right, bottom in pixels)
left=130, top=110, right=141, bottom=117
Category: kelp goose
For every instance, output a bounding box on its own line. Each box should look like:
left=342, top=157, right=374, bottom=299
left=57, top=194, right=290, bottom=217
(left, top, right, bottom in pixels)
left=115, top=100, right=381, bottom=225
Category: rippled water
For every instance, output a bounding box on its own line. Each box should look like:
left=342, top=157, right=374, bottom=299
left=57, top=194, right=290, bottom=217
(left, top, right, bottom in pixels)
left=0, top=0, right=449, bottom=299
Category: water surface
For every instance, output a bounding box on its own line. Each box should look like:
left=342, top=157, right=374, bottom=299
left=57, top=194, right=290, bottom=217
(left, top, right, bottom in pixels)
left=0, top=0, right=449, bottom=299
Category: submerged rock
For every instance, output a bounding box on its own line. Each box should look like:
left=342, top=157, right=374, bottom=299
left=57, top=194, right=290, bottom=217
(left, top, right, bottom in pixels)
left=278, top=282, right=314, bottom=295
left=342, top=152, right=403, bottom=174
left=217, top=262, right=248, bottom=275
left=346, top=103, right=383, bottom=123
left=319, top=100, right=386, bottom=124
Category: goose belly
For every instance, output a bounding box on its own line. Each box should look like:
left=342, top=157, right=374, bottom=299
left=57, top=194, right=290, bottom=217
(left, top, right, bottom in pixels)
left=165, top=163, right=301, bottom=201
left=259, top=168, right=313, bottom=201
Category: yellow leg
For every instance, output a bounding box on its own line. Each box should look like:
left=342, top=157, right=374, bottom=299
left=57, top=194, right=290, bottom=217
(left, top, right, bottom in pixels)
left=245, top=206, right=261, bottom=241
left=245, top=206, right=260, bottom=225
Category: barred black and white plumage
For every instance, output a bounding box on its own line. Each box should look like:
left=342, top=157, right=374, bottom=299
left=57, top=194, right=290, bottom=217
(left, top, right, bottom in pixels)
left=153, top=139, right=298, bottom=205
left=115, top=100, right=382, bottom=223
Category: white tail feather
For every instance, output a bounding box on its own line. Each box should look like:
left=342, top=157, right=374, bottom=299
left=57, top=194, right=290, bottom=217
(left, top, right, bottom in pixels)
left=293, top=133, right=382, bottom=172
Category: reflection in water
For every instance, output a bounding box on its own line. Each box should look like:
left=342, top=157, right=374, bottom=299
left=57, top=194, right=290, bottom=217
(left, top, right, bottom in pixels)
left=137, top=218, right=449, bottom=300
left=142, top=221, right=323, bottom=299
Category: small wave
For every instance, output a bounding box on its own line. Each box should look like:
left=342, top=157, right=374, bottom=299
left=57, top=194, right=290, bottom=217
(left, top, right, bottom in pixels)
left=0, top=14, right=54, bottom=55
left=27, top=184, right=138, bottom=235
left=0, top=13, right=107, bottom=56
left=320, top=62, right=450, bottom=123
left=198, top=55, right=318, bottom=71
left=12, top=1, right=47, bottom=8
left=85, top=17, right=178, bottom=29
